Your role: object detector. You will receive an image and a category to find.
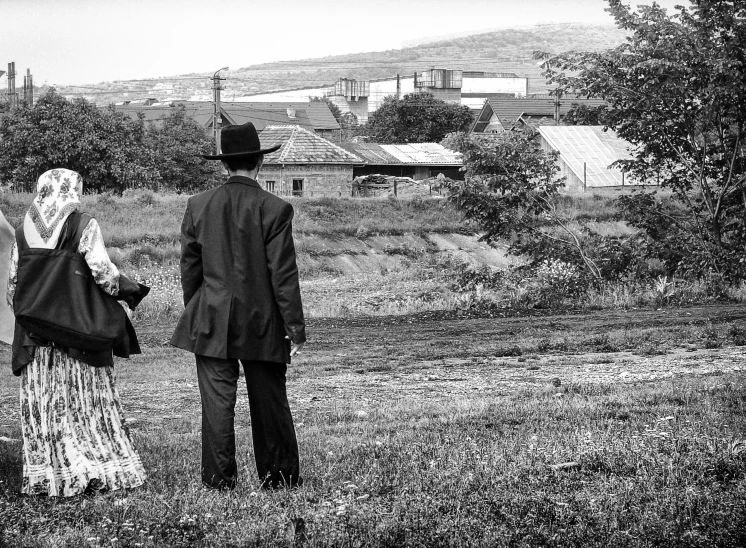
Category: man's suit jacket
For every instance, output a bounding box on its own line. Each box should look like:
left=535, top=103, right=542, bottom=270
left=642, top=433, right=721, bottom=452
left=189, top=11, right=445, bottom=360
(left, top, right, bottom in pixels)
left=170, top=176, right=306, bottom=363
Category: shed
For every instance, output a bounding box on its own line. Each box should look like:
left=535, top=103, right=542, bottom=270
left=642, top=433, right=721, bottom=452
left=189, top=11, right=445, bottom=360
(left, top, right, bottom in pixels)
left=256, top=125, right=362, bottom=197
left=339, top=142, right=463, bottom=181
left=537, top=125, right=641, bottom=192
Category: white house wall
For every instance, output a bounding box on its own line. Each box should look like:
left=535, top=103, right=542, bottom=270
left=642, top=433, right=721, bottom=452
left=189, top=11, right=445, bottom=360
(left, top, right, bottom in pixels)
left=462, top=76, right=527, bottom=95
left=368, top=77, right=415, bottom=112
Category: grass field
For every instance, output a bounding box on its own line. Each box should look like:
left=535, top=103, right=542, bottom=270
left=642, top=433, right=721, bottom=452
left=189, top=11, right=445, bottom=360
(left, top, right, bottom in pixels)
left=1, top=307, right=745, bottom=547
left=1, top=192, right=745, bottom=546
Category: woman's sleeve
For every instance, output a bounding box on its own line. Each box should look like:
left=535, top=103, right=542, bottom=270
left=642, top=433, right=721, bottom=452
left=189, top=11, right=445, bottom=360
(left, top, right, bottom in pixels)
left=6, top=240, right=18, bottom=309
left=78, top=218, right=120, bottom=296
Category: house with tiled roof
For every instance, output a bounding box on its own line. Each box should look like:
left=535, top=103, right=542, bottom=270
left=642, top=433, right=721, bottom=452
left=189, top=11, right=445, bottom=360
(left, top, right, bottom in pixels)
left=107, top=100, right=340, bottom=139
left=256, top=125, right=362, bottom=197
left=339, top=142, right=463, bottom=180
left=471, top=96, right=607, bottom=133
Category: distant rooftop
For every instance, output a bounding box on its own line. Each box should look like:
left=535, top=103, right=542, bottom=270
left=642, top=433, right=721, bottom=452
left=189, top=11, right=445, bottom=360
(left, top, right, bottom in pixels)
left=538, top=125, right=636, bottom=187
left=473, top=96, right=607, bottom=132
left=340, top=142, right=462, bottom=166
left=259, top=125, right=361, bottom=165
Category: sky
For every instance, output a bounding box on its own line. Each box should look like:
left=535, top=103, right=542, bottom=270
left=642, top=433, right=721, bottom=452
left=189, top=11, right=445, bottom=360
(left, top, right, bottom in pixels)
left=1, top=0, right=685, bottom=87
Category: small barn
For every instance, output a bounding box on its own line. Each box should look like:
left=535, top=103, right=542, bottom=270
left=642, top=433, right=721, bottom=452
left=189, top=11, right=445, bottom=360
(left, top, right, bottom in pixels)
left=339, top=142, right=463, bottom=181
left=256, top=125, right=362, bottom=197
left=537, top=125, right=641, bottom=192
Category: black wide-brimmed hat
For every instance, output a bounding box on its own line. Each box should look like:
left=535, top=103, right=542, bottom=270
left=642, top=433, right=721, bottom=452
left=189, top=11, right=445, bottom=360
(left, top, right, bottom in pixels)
left=202, top=122, right=281, bottom=160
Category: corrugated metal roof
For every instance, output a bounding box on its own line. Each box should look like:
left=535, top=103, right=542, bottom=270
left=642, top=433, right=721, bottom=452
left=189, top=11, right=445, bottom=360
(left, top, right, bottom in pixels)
left=538, top=125, right=631, bottom=187
left=259, top=125, right=361, bottom=165
left=340, top=143, right=462, bottom=166
left=380, top=144, right=462, bottom=165
left=338, top=143, right=399, bottom=164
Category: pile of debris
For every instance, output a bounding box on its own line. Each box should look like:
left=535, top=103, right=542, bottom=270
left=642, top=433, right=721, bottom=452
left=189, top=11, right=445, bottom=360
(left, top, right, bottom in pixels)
left=351, top=174, right=453, bottom=198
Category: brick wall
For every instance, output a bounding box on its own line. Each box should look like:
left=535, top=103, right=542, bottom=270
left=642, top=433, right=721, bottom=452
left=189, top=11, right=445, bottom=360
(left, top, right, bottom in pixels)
left=258, top=164, right=354, bottom=197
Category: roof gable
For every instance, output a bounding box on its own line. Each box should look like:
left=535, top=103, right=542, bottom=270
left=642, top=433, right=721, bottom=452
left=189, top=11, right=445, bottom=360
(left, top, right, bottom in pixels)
left=475, top=97, right=607, bottom=131
left=538, top=125, right=634, bottom=187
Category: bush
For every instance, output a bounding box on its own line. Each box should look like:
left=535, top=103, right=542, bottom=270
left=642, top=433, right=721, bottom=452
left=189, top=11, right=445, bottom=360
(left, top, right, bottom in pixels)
left=134, top=189, right=157, bottom=207
left=450, top=263, right=503, bottom=292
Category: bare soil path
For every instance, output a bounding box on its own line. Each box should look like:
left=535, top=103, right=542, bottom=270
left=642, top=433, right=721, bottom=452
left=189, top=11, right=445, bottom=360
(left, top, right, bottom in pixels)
left=2, top=303, right=745, bottom=438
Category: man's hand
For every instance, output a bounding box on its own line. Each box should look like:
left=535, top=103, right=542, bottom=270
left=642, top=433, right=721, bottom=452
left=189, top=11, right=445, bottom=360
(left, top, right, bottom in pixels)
left=286, top=336, right=305, bottom=357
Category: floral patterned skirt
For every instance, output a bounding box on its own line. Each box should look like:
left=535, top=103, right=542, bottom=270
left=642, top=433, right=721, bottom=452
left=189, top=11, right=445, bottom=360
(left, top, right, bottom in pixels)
left=20, top=346, right=146, bottom=497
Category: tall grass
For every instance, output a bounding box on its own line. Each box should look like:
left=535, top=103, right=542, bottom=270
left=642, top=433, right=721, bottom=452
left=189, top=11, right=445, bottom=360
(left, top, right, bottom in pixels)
left=0, top=192, right=470, bottom=242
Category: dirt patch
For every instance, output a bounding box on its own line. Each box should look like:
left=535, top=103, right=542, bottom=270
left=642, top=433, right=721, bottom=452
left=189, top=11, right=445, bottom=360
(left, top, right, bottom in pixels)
left=295, top=232, right=514, bottom=275
left=2, top=304, right=745, bottom=430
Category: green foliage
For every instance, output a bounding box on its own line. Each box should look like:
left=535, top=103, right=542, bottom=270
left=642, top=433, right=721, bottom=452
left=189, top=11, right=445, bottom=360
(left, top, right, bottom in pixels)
left=365, top=93, right=473, bottom=144
left=450, top=263, right=504, bottom=292
left=442, top=130, right=615, bottom=281
left=144, top=107, right=221, bottom=192
left=545, top=0, right=746, bottom=281
left=564, top=102, right=610, bottom=126
left=0, top=90, right=160, bottom=193
left=617, top=190, right=719, bottom=278
left=442, top=130, right=564, bottom=245
left=0, top=91, right=220, bottom=193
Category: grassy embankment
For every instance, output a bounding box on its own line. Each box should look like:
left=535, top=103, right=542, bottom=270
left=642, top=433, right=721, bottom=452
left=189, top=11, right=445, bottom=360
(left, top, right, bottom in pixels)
left=3, top=190, right=742, bottom=324
left=1, top=191, right=476, bottom=321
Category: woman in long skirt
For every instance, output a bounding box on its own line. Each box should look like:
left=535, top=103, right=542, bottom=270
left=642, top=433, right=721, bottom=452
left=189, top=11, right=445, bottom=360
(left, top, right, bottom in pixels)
left=7, top=169, right=146, bottom=497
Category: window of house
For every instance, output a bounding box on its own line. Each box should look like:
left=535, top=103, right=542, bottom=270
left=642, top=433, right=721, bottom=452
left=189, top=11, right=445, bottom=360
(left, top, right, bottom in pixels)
left=292, top=179, right=304, bottom=197
left=265, top=180, right=275, bottom=192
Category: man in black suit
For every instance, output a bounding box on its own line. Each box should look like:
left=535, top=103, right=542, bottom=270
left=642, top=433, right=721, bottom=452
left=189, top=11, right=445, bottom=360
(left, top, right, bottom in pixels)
left=171, top=122, right=306, bottom=490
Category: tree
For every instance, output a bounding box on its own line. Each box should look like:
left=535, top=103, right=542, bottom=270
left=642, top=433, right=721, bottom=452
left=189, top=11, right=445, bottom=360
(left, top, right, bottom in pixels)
left=544, top=0, right=746, bottom=280
left=0, top=90, right=159, bottom=193
left=144, top=107, right=220, bottom=192
left=564, top=102, right=610, bottom=126
left=365, top=93, right=474, bottom=144
left=442, top=130, right=609, bottom=281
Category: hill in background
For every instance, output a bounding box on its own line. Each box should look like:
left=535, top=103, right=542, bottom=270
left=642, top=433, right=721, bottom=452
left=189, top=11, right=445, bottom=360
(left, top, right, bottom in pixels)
left=50, top=23, right=628, bottom=105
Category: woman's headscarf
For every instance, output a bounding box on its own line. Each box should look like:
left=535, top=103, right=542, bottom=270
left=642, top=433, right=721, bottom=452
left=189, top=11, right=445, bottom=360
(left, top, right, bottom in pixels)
left=22, top=169, right=82, bottom=249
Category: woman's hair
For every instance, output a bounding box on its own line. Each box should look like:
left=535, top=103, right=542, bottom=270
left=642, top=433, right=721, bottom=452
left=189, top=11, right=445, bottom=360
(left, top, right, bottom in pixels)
left=222, top=154, right=263, bottom=173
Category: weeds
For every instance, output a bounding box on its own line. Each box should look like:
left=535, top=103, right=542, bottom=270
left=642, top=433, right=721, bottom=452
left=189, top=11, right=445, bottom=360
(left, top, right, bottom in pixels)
left=2, top=366, right=745, bottom=547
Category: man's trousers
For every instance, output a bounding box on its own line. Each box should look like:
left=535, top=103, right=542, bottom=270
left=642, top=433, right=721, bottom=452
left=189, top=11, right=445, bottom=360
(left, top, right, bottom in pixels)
left=195, top=355, right=301, bottom=490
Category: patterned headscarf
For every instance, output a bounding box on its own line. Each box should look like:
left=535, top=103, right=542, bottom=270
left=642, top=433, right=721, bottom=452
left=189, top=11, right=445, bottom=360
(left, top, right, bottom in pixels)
left=22, top=169, right=82, bottom=249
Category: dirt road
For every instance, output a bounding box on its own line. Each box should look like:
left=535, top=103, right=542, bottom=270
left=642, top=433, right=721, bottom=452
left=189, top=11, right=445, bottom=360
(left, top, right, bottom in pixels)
left=1, top=304, right=745, bottom=434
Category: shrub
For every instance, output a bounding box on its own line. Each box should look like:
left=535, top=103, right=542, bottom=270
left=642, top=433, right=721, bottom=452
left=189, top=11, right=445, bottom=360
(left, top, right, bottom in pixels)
left=134, top=189, right=157, bottom=207
left=450, top=263, right=503, bottom=293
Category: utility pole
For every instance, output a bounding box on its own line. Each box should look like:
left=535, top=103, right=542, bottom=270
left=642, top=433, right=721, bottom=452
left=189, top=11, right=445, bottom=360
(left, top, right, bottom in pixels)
left=396, top=74, right=401, bottom=100
left=212, top=67, right=229, bottom=154
left=554, top=89, right=561, bottom=125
